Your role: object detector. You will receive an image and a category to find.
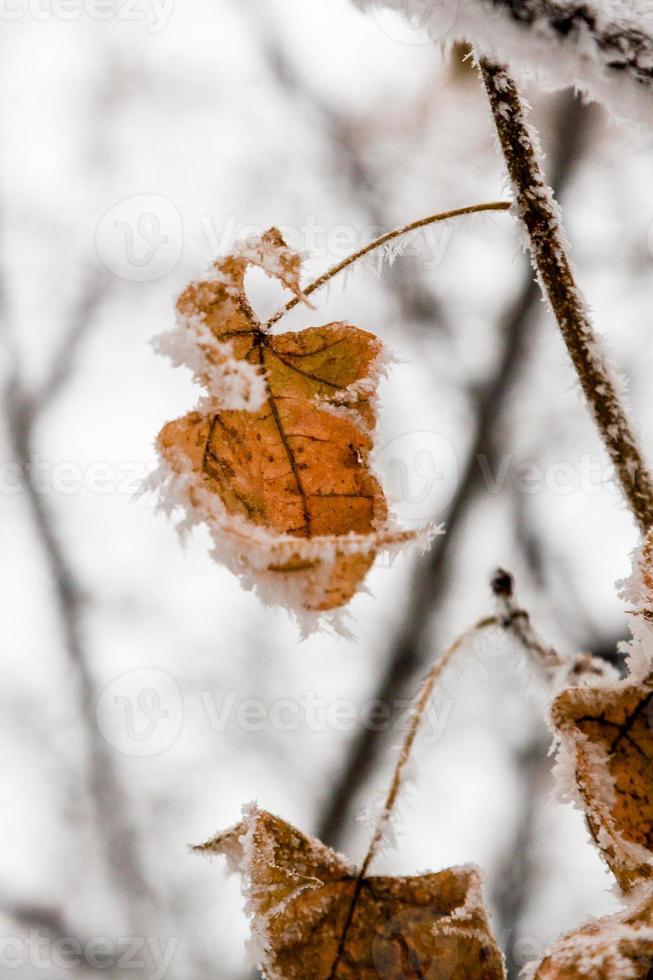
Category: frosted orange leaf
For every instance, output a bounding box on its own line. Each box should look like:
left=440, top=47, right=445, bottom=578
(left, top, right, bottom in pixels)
left=196, top=805, right=505, bottom=980
left=154, top=229, right=425, bottom=616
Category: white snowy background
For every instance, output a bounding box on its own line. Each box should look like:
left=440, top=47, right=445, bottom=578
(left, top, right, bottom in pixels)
left=1, top=1, right=652, bottom=977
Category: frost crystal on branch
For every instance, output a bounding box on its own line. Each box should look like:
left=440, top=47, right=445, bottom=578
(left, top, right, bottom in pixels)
left=478, top=58, right=653, bottom=532
left=353, top=0, right=653, bottom=120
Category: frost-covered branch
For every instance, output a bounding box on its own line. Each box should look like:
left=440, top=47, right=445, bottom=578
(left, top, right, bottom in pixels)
left=479, top=0, right=653, bottom=87
left=491, top=568, right=561, bottom=673
left=353, top=0, right=653, bottom=120
left=479, top=57, right=653, bottom=533
left=359, top=612, right=496, bottom=877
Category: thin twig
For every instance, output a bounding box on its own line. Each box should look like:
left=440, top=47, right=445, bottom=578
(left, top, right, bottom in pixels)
left=327, top=613, right=496, bottom=979
left=328, top=575, right=555, bottom=978
left=238, top=0, right=451, bottom=337
left=264, top=201, right=510, bottom=329
left=478, top=57, right=653, bottom=532
left=360, top=615, right=498, bottom=877
left=491, top=568, right=561, bottom=673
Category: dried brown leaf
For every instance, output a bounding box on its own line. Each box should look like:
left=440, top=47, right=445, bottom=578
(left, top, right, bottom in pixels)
left=196, top=805, right=505, bottom=980
left=552, top=672, right=653, bottom=893
left=155, top=229, right=423, bottom=615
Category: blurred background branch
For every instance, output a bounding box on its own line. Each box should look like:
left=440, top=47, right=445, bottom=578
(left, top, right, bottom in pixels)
left=317, top=88, right=597, bottom=854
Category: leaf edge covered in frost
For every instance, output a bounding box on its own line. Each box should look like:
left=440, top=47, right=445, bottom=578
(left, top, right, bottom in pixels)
left=195, top=803, right=506, bottom=979
left=149, top=228, right=439, bottom=631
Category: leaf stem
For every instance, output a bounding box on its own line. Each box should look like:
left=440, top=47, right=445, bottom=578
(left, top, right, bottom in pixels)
left=478, top=57, right=653, bottom=533
left=361, top=570, right=559, bottom=877
left=359, top=614, right=497, bottom=878
left=264, top=200, right=511, bottom=329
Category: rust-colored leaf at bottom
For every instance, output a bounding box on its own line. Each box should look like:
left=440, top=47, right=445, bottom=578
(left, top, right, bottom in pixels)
left=196, top=805, right=505, bottom=979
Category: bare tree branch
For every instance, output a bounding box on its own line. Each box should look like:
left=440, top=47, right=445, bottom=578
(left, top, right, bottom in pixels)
left=4, top=342, right=155, bottom=924
left=0, top=898, right=116, bottom=973
left=0, top=52, right=158, bottom=935
left=36, top=270, right=113, bottom=411
left=492, top=735, right=549, bottom=979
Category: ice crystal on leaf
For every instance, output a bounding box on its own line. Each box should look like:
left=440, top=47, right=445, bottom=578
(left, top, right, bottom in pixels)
left=526, top=544, right=653, bottom=977
left=525, top=887, right=653, bottom=979
left=552, top=671, right=653, bottom=894
left=547, top=536, right=653, bottom=895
